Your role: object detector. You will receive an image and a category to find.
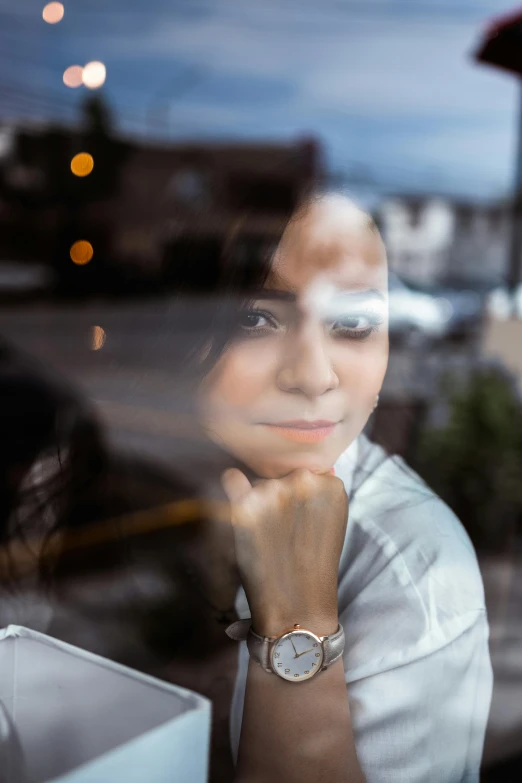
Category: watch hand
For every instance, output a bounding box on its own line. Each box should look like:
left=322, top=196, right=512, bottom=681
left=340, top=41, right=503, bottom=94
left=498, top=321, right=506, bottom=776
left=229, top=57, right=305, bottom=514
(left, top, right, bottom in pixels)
left=290, top=639, right=298, bottom=658
left=296, top=648, right=315, bottom=658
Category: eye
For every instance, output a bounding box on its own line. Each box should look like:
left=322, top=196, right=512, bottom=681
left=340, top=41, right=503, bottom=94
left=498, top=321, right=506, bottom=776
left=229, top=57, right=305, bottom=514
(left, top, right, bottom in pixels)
left=237, top=309, right=279, bottom=335
left=330, top=312, right=384, bottom=340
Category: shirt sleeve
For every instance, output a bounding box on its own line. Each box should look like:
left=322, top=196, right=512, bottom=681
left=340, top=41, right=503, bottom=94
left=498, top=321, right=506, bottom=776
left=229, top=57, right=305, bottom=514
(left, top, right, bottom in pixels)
left=346, top=611, right=492, bottom=783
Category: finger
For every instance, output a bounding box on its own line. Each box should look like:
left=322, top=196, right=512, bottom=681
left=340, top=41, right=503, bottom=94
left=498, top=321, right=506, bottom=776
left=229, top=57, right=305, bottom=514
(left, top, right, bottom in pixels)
left=221, top=468, right=253, bottom=503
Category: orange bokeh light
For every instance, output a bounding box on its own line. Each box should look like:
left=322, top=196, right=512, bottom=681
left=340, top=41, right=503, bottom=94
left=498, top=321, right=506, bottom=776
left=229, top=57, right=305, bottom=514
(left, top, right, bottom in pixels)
left=71, top=153, right=94, bottom=177
left=91, top=326, right=106, bottom=351
left=42, top=2, right=64, bottom=24
left=63, top=65, right=83, bottom=89
left=70, top=241, right=94, bottom=266
left=82, top=61, right=107, bottom=89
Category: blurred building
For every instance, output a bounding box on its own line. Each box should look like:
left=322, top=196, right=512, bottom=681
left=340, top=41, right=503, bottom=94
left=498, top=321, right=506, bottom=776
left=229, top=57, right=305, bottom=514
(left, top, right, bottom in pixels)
left=0, top=122, right=322, bottom=292
left=378, top=196, right=509, bottom=289
left=111, top=136, right=321, bottom=282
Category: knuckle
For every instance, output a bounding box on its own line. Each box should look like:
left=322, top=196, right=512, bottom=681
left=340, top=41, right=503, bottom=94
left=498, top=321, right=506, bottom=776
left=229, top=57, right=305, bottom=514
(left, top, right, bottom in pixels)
left=332, top=474, right=348, bottom=494
left=293, top=468, right=316, bottom=486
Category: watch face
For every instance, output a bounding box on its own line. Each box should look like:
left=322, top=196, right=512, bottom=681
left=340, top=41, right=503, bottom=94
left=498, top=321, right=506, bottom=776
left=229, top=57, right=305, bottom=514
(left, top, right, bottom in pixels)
left=271, top=629, right=324, bottom=682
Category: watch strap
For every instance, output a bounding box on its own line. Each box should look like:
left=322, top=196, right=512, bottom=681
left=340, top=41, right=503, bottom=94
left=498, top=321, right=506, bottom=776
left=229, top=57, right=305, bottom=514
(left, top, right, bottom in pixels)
left=247, top=627, right=273, bottom=672
left=225, top=618, right=253, bottom=642
left=321, top=624, right=345, bottom=667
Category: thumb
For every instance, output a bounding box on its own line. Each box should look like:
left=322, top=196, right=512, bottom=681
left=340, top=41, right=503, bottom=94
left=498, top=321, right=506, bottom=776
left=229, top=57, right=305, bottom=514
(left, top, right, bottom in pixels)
left=221, top=468, right=253, bottom=504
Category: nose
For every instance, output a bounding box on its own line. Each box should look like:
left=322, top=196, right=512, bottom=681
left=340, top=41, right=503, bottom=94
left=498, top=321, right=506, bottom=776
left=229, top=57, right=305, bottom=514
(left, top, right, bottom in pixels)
left=276, top=327, right=339, bottom=398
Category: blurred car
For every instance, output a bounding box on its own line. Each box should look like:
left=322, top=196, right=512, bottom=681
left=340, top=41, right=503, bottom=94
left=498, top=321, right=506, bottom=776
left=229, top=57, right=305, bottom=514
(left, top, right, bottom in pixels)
left=486, top=284, right=522, bottom=320
left=440, top=288, right=483, bottom=335
left=0, top=261, right=54, bottom=295
left=388, top=273, right=454, bottom=341
left=405, top=278, right=485, bottom=337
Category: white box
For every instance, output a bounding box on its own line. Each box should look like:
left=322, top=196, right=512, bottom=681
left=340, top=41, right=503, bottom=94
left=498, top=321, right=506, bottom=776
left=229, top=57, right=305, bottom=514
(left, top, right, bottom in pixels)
left=0, top=626, right=211, bottom=783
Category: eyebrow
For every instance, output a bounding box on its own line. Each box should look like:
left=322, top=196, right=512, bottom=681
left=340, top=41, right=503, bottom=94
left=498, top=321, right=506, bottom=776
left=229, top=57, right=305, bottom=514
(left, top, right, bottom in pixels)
left=253, top=287, right=386, bottom=303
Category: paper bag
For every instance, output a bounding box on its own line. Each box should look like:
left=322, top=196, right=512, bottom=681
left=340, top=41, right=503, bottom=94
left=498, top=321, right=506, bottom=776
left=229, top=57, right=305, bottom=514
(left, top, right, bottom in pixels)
left=0, top=626, right=211, bottom=783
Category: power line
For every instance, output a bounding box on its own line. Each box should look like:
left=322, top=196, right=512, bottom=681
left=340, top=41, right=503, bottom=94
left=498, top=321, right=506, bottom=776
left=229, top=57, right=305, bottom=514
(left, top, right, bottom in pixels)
left=0, top=81, right=167, bottom=132
left=46, top=0, right=507, bottom=17
left=0, top=2, right=503, bottom=29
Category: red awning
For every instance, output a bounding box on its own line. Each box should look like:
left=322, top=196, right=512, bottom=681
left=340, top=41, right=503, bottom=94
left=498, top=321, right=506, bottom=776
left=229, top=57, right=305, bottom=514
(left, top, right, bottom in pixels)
left=475, top=6, right=522, bottom=76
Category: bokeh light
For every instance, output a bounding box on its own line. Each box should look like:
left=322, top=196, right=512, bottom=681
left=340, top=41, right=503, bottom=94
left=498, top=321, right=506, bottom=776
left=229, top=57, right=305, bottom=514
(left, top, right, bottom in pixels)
left=71, top=153, right=94, bottom=177
left=82, top=61, right=106, bottom=89
left=42, top=2, right=64, bottom=24
left=90, top=326, right=106, bottom=351
left=63, top=65, right=83, bottom=88
left=70, top=241, right=93, bottom=266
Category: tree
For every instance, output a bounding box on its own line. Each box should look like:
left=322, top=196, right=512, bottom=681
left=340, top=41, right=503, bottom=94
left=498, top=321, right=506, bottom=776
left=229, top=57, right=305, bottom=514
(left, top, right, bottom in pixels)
left=414, top=366, right=522, bottom=551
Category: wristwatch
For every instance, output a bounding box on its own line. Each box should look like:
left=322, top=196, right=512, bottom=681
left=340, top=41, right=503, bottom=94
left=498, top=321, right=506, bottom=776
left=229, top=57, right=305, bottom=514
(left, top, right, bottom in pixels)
left=226, top=620, right=345, bottom=682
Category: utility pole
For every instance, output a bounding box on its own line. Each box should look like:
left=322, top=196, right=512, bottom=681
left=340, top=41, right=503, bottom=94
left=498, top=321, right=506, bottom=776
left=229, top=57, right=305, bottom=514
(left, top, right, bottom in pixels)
left=475, top=8, right=522, bottom=298
left=508, top=82, right=522, bottom=295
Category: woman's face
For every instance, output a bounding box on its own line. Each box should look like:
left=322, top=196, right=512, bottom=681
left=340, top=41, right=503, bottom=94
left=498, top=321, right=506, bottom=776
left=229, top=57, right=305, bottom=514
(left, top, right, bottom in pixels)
left=198, top=195, right=389, bottom=478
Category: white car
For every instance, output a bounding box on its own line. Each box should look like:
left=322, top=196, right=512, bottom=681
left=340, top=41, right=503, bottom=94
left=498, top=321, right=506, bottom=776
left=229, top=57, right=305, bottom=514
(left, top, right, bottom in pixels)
left=388, top=273, right=454, bottom=340
left=486, top=285, right=522, bottom=320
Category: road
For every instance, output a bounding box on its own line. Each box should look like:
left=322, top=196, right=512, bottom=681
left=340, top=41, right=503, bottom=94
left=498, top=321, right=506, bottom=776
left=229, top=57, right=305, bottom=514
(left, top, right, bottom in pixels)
left=0, top=296, right=200, bottom=468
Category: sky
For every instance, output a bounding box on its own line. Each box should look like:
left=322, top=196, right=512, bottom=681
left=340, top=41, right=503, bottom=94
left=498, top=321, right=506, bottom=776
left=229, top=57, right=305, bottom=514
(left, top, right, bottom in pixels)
left=0, top=0, right=521, bottom=202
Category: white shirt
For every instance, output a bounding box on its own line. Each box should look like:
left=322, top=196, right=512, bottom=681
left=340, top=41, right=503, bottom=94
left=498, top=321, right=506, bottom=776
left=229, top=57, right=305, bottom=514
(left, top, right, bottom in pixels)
left=231, top=435, right=493, bottom=782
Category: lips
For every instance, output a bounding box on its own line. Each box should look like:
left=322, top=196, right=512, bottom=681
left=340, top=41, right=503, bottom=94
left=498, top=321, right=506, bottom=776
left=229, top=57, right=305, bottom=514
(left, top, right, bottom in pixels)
left=269, top=420, right=337, bottom=429
left=261, top=420, right=339, bottom=444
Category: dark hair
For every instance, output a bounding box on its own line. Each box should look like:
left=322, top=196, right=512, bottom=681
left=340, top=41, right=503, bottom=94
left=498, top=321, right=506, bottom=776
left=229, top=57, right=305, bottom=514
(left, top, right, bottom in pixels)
left=0, top=338, right=109, bottom=573
left=0, top=193, right=385, bottom=586
left=0, top=223, right=280, bottom=586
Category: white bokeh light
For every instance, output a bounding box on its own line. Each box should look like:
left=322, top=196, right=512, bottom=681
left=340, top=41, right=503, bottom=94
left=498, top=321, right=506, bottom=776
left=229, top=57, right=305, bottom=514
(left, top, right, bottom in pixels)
left=82, top=61, right=107, bottom=89
left=42, top=2, right=64, bottom=24
left=63, top=65, right=84, bottom=88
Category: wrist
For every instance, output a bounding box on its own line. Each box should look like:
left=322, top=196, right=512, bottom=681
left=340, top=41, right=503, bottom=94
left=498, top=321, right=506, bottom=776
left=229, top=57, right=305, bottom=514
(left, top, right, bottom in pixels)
left=252, top=611, right=339, bottom=638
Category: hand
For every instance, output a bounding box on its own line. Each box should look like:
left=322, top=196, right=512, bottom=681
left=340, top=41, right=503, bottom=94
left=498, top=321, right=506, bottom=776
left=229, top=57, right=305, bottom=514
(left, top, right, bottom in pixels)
left=290, top=638, right=299, bottom=658
left=296, top=648, right=314, bottom=658
left=221, top=468, right=348, bottom=638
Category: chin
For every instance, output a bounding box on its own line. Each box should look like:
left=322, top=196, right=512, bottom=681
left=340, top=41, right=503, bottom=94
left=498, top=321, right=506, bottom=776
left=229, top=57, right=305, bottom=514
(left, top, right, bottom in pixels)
left=245, top=454, right=333, bottom=480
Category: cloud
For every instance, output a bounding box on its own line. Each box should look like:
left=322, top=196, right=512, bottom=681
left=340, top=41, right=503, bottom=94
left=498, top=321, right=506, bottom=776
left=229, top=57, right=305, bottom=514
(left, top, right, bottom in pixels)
left=101, top=2, right=516, bottom=119
left=46, top=0, right=522, bottom=196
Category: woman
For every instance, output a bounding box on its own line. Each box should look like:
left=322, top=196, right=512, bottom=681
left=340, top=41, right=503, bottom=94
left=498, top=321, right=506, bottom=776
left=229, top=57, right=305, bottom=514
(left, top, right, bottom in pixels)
left=1, top=193, right=491, bottom=782
left=194, top=192, right=492, bottom=782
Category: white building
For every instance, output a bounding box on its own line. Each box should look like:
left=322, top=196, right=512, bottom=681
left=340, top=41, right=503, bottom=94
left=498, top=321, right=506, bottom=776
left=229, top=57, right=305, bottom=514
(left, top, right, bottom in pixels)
left=378, top=196, right=510, bottom=288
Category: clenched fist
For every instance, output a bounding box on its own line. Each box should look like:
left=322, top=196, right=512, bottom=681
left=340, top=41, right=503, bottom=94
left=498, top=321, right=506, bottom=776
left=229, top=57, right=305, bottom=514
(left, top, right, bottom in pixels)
left=221, top=468, right=348, bottom=638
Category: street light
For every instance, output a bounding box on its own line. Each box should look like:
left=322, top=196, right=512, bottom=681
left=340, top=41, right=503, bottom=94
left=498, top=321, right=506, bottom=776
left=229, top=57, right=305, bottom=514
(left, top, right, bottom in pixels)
left=63, top=65, right=83, bottom=88
left=42, top=2, right=64, bottom=24
left=83, top=61, right=107, bottom=90
left=71, top=153, right=94, bottom=177
left=475, top=8, right=522, bottom=298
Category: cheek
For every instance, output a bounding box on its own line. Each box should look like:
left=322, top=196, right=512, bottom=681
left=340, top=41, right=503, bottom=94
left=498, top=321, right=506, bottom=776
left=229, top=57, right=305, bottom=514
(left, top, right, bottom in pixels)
left=336, top=340, right=388, bottom=402
left=200, top=341, right=276, bottom=415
